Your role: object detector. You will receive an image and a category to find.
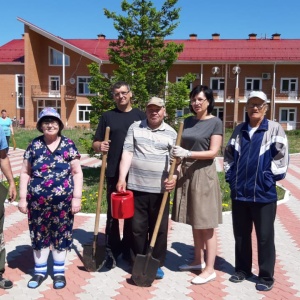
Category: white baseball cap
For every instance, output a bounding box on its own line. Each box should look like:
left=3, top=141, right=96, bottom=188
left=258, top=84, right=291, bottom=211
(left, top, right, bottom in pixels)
left=247, top=91, right=268, bottom=103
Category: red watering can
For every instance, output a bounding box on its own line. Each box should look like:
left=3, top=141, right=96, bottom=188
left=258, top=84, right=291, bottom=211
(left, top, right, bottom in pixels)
left=111, top=190, right=134, bottom=219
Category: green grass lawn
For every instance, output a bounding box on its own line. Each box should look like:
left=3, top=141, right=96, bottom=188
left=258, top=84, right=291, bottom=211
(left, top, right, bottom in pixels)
left=7, top=127, right=292, bottom=213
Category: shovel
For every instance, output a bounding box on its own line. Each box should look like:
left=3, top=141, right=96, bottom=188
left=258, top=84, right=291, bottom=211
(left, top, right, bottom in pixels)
left=132, top=121, right=184, bottom=287
left=83, top=126, right=110, bottom=271
left=12, top=135, right=16, bottom=150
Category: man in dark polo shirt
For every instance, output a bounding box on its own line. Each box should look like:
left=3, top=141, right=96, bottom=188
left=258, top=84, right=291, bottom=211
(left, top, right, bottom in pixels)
left=93, top=81, right=145, bottom=268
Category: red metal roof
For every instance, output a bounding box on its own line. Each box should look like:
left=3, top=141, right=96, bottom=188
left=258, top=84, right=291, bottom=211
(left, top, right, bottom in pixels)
left=48, top=38, right=300, bottom=63
left=2, top=36, right=300, bottom=64
left=0, top=39, right=24, bottom=63
left=65, top=38, right=111, bottom=60
left=171, top=39, right=300, bottom=62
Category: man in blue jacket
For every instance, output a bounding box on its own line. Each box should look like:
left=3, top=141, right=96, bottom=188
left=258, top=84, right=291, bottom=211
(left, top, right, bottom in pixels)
left=224, top=91, right=289, bottom=292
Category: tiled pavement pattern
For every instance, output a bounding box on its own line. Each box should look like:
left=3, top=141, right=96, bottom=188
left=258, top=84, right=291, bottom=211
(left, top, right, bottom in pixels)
left=1, top=148, right=300, bottom=299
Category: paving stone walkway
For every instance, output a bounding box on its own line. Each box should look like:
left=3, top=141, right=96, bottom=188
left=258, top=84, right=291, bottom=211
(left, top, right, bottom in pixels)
left=1, top=148, right=299, bottom=299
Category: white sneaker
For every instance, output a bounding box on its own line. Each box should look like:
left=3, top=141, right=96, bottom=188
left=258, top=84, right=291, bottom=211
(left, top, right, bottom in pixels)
left=178, top=262, right=206, bottom=271
left=192, top=272, right=216, bottom=284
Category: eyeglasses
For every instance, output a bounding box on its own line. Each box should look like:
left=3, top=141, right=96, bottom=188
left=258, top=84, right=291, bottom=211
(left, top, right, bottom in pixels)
left=191, top=98, right=207, bottom=104
left=113, top=91, right=130, bottom=97
left=247, top=103, right=266, bottom=110
left=42, top=120, right=59, bottom=126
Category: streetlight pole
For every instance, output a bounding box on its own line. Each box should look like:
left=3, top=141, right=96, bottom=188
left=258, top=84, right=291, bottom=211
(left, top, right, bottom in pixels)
left=223, top=64, right=228, bottom=153
left=212, top=65, right=228, bottom=154
left=233, top=66, right=241, bottom=128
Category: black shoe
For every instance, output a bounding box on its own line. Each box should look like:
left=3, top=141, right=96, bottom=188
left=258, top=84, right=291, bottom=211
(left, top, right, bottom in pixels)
left=229, top=271, right=251, bottom=283
left=0, top=277, right=13, bottom=289
left=53, top=275, right=66, bottom=289
left=256, top=282, right=274, bottom=291
left=27, top=274, right=46, bottom=289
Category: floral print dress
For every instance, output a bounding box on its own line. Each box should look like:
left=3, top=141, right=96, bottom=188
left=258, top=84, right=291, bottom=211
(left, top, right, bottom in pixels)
left=24, top=135, right=81, bottom=251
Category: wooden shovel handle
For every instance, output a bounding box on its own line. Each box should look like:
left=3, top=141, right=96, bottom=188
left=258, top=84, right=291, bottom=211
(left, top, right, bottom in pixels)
left=149, top=121, right=184, bottom=248
left=93, top=127, right=110, bottom=238
left=12, top=136, right=16, bottom=150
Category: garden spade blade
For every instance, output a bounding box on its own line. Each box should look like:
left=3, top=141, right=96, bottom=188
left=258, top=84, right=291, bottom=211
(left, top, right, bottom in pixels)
left=82, top=236, right=106, bottom=271
left=82, top=126, right=110, bottom=271
left=131, top=248, right=160, bottom=287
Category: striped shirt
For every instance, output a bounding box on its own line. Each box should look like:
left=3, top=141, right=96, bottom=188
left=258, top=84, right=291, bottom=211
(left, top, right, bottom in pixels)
left=123, top=119, right=177, bottom=193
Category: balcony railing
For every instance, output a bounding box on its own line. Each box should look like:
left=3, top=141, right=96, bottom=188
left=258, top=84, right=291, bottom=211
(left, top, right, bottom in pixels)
left=31, top=85, right=76, bottom=101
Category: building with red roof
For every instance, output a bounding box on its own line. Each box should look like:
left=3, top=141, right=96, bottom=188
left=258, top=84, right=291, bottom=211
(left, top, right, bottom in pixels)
left=1, top=18, right=300, bottom=130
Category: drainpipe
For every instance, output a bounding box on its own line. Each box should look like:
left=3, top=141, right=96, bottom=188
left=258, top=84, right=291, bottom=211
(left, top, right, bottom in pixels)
left=271, top=63, right=276, bottom=121
left=62, top=46, right=65, bottom=85
left=200, top=64, right=203, bottom=85
left=222, top=64, right=228, bottom=153
left=165, top=71, right=168, bottom=102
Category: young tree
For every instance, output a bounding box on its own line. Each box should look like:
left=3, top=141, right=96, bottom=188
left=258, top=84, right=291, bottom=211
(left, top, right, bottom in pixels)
left=88, top=0, right=184, bottom=126
left=165, top=73, right=196, bottom=127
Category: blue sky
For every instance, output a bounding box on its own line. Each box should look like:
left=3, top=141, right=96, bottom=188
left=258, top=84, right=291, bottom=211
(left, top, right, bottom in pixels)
left=1, top=0, right=300, bottom=46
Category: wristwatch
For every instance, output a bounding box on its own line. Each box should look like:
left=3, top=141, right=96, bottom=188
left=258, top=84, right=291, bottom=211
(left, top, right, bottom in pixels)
left=187, top=151, right=192, bottom=158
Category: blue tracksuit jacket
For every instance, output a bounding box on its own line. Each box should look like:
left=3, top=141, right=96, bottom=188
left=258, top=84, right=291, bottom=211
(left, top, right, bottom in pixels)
left=224, top=117, right=289, bottom=203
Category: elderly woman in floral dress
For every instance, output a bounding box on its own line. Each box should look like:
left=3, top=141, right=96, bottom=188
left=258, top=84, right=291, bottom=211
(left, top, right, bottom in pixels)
left=18, top=107, right=83, bottom=290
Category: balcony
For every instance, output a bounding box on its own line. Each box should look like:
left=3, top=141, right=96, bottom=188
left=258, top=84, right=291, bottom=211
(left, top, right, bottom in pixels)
left=31, top=85, right=77, bottom=101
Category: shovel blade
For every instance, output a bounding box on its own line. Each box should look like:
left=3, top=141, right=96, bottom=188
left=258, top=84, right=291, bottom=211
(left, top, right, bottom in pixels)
left=82, top=244, right=106, bottom=272
left=131, top=253, right=160, bottom=287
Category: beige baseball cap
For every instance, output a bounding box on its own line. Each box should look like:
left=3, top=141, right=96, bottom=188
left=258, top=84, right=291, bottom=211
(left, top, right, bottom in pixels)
left=147, top=97, right=165, bottom=107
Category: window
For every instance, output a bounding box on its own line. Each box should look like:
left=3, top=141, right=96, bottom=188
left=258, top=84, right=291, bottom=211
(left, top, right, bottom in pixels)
left=176, top=107, right=190, bottom=118
left=77, top=105, right=92, bottom=122
left=16, top=74, right=25, bottom=108
left=37, top=100, right=61, bottom=119
left=49, top=47, right=70, bottom=66
left=211, top=78, right=224, bottom=99
left=245, top=78, right=262, bottom=99
left=280, top=108, right=297, bottom=130
left=245, top=78, right=261, bottom=91
left=49, top=76, right=60, bottom=96
left=212, top=107, right=223, bottom=121
left=210, top=78, right=224, bottom=91
left=77, top=77, right=93, bottom=95
left=280, top=108, right=296, bottom=122
left=281, top=78, right=298, bottom=93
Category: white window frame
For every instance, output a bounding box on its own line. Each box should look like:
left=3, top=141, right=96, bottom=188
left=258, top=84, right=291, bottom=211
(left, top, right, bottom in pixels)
left=279, top=107, right=296, bottom=122
left=210, top=77, right=225, bottom=99
left=244, top=78, right=262, bottom=99
left=280, top=78, right=298, bottom=93
left=37, top=99, right=61, bottom=119
left=77, top=76, right=94, bottom=95
left=210, top=77, right=224, bottom=91
left=77, top=104, right=92, bottom=123
left=49, top=76, right=60, bottom=97
left=15, top=74, right=25, bottom=109
left=212, top=106, right=224, bottom=120
left=49, top=47, right=70, bottom=66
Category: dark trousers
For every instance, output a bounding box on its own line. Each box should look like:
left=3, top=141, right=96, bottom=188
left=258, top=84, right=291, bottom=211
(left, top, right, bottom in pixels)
left=131, top=190, right=169, bottom=267
left=105, top=177, right=132, bottom=259
left=0, top=203, right=5, bottom=276
left=232, top=200, right=277, bottom=284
